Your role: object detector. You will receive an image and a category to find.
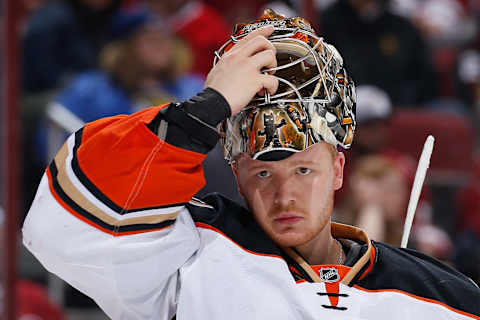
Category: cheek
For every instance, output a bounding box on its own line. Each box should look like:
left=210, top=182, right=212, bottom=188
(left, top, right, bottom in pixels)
left=310, top=173, right=333, bottom=193
left=250, top=188, right=268, bottom=213
left=239, top=178, right=274, bottom=217
left=243, top=188, right=273, bottom=231
left=242, top=180, right=271, bottom=207
left=304, top=175, right=335, bottom=208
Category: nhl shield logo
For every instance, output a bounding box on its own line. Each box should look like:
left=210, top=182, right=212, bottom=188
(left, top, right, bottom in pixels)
left=320, top=267, right=340, bottom=283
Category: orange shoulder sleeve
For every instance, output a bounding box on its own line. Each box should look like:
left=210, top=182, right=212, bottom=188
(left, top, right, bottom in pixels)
left=76, top=105, right=207, bottom=210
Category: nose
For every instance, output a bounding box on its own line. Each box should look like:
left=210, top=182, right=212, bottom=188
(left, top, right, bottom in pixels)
left=273, top=174, right=297, bottom=208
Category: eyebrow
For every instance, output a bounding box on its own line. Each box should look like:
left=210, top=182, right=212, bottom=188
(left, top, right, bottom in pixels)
left=247, top=163, right=271, bottom=171
left=289, top=160, right=317, bottom=167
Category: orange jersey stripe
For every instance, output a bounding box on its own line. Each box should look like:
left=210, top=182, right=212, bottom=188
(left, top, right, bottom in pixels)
left=358, top=244, right=376, bottom=280
left=195, top=222, right=284, bottom=260
left=353, top=285, right=480, bottom=320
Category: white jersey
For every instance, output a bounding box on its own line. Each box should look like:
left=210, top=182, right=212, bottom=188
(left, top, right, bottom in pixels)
left=23, top=106, right=480, bottom=319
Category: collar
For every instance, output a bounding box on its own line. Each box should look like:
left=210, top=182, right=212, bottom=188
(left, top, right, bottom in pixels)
left=283, top=222, right=376, bottom=285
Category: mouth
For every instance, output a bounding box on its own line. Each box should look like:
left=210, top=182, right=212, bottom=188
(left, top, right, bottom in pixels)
left=274, top=214, right=304, bottom=225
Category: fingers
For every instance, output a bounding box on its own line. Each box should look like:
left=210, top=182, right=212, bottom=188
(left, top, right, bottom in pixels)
left=242, top=35, right=276, bottom=59
left=251, top=49, right=277, bottom=72
left=229, top=26, right=275, bottom=55
left=205, top=25, right=279, bottom=114
left=239, top=25, right=274, bottom=44
left=260, top=74, right=279, bottom=96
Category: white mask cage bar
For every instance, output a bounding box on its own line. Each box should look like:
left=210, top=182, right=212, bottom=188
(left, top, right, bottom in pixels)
left=213, top=26, right=343, bottom=108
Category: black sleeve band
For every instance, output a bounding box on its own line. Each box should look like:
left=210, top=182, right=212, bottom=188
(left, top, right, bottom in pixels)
left=148, top=87, right=232, bottom=154
left=161, top=103, right=220, bottom=150
left=182, top=87, right=231, bottom=126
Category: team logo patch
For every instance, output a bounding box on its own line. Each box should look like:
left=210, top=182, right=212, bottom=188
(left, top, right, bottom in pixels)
left=320, top=267, right=340, bottom=283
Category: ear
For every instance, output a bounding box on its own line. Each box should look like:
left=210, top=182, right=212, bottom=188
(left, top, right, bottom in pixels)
left=333, top=152, right=345, bottom=191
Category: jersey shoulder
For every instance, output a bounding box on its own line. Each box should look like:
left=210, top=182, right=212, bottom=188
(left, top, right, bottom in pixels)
left=357, top=241, right=480, bottom=316
left=187, top=193, right=283, bottom=257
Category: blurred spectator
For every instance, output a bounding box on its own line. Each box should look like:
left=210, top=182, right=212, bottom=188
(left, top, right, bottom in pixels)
left=55, top=9, right=204, bottom=120
left=206, top=0, right=268, bottom=28
left=456, top=154, right=480, bottom=236
left=22, top=0, right=123, bottom=92
left=338, top=85, right=409, bottom=237
left=17, top=279, right=65, bottom=320
left=319, top=0, right=438, bottom=107
left=336, top=84, right=454, bottom=259
left=146, top=0, right=231, bottom=77
left=455, top=151, right=480, bottom=282
left=338, top=84, right=394, bottom=202
left=454, top=147, right=480, bottom=285
left=314, top=0, right=337, bottom=11
left=388, top=0, right=417, bottom=18
left=457, top=49, right=480, bottom=142
left=390, top=0, right=479, bottom=115
left=335, top=154, right=409, bottom=245
left=391, top=0, right=475, bottom=47
left=472, top=0, right=480, bottom=14
left=458, top=49, right=480, bottom=109
left=21, top=0, right=123, bottom=216
left=22, top=0, right=48, bottom=16
left=35, top=8, right=204, bottom=162
left=412, top=0, right=474, bottom=48
left=261, top=0, right=298, bottom=18
left=413, top=0, right=476, bottom=115
left=351, top=84, right=393, bottom=156
left=334, top=153, right=452, bottom=260
left=410, top=203, right=454, bottom=262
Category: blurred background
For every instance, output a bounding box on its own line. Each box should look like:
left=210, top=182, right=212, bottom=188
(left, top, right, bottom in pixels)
left=1, top=0, right=480, bottom=318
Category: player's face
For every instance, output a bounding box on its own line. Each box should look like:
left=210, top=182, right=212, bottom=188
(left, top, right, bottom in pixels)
left=235, top=143, right=344, bottom=248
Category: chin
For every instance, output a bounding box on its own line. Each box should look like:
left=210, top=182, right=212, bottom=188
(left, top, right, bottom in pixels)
left=269, top=231, right=313, bottom=248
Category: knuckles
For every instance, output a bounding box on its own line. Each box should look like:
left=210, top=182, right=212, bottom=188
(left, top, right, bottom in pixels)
left=267, top=50, right=277, bottom=66
left=253, top=35, right=276, bottom=52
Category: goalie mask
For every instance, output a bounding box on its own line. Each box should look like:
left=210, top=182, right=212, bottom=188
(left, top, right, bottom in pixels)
left=217, top=9, right=356, bottom=163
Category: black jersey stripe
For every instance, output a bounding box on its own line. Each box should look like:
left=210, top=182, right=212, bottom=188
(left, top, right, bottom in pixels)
left=189, top=193, right=285, bottom=258
left=355, top=242, right=480, bottom=317
left=48, top=161, right=175, bottom=235
left=71, top=129, right=187, bottom=214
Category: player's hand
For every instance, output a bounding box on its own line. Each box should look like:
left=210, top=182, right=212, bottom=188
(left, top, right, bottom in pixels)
left=205, top=25, right=278, bottom=116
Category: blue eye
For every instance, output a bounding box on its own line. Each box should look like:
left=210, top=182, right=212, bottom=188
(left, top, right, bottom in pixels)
left=257, top=170, right=271, bottom=178
left=296, top=167, right=311, bottom=175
